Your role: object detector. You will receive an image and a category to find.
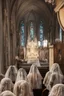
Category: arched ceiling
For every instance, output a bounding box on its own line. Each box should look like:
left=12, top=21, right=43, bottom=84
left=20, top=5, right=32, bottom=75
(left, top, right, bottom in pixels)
left=10, top=0, right=53, bottom=26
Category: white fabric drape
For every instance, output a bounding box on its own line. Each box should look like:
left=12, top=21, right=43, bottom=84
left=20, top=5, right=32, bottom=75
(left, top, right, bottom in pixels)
left=27, top=64, right=43, bottom=89
left=50, top=63, right=63, bottom=75
left=14, top=80, right=33, bottom=96
left=48, top=84, right=64, bottom=96
left=43, top=63, right=64, bottom=91
left=43, top=71, right=52, bottom=90
left=0, top=90, right=16, bottom=96
left=0, top=78, right=13, bottom=93
left=5, top=65, right=17, bottom=83
left=16, top=68, right=27, bottom=82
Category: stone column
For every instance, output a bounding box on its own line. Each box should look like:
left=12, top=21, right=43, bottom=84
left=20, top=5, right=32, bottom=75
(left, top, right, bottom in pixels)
left=0, top=0, right=4, bottom=73
left=6, top=0, right=11, bottom=67
left=49, top=45, right=54, bottom=70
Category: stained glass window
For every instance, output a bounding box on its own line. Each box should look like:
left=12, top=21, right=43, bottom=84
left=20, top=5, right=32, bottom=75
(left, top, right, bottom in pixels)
left=39, top=21, right=43, bottom=46
left=30, top=22, right=34, bottom=40
left=20, top=21, right=25, bottom=46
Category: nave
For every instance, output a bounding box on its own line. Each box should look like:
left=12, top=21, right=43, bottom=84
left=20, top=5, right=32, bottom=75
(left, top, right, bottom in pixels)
left=0, top=0, right=64, bottom=96
left=0, top=63, right=64, bottom=96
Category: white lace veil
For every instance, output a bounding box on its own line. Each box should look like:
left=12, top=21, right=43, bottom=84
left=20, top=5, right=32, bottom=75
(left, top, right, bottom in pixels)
left=16, top=68, right=27, bottom=82
left=43, top=71, right=52, bottom=90
left=43, top=63, right=64, bottom=91
left=0, top=90, right=16, bottom=96
left=5, top=65, right=17, bottom=83
left=27, top=64, right=43, bottom=89
left=48, top=72, right=64, bottom=91
left=48, top=84, right=64, bottom=96
left=50, top=63, right=63, bottom=75
left=14, top=80, right=33, bottom=96
left=0, top=78, right=13, bottom=93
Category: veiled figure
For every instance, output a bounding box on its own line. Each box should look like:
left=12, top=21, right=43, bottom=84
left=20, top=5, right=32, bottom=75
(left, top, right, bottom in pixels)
left=0, top=78, right=13, bottom=93
left=48, top=72, right=64, bottom=91
left=14, top=80, right=33, bottom=96
left=27, top=64, right=43, bottom=89
left=43, top=63, right=64, bottom=91
left=5, top=65, right=17, bottom=83
left=50, top=63, right=63, bottom=74
left=16, top=68, right=27, bottom=82
left=0, top=74, right=5, bottom=82
left=49, top=84, right=64, bottom=96
left=0, top=90, right=16, bottom=96
left=43, top=71, right=52, bottom=90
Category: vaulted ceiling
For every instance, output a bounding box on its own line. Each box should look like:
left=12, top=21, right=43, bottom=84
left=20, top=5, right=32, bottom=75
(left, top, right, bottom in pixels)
left=9, top=0, right=56, bottom=41
left=10, top=0, right=54, bottom=26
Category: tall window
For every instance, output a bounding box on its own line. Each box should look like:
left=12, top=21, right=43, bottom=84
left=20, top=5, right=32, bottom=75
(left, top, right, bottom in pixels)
left=30, top=22, right=34, bottom=40
left=39, top=21, right=44, bottom=46
left=20, top=21, right=25, bottom=46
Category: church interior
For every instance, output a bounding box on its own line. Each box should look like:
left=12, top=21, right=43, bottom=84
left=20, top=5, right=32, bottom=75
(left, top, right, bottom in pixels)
left=0, top=0, right=64, bottom=96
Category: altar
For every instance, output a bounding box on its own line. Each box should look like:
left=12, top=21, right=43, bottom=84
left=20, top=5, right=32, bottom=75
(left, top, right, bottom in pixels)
left=25, top=38, right=40, bottom=66
left=16, top=28, right=49, bottom=76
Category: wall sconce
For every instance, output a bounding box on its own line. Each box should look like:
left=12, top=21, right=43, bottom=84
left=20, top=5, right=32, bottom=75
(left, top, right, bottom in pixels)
left=54, top=0, right=64, bottom=31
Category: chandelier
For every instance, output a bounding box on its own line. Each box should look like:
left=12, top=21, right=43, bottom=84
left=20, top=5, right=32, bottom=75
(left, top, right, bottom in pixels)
left=45, top=0, right=55, bottom=5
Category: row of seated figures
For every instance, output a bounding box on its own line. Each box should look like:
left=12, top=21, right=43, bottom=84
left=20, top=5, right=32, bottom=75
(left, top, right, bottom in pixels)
left=0, top=63, right=64, bottom=96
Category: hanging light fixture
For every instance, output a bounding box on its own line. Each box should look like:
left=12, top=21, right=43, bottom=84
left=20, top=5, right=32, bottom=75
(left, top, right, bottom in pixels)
left=45, top=0, right=55, bottom=5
